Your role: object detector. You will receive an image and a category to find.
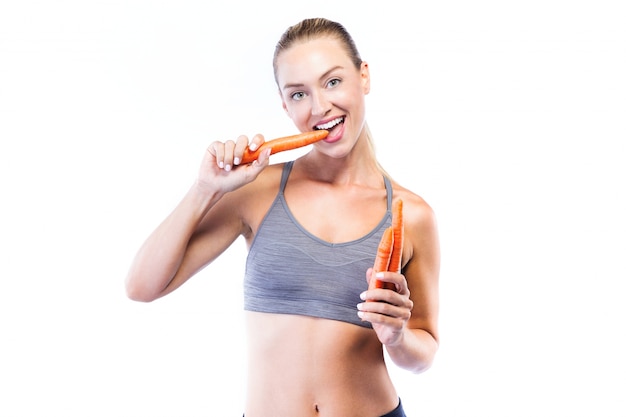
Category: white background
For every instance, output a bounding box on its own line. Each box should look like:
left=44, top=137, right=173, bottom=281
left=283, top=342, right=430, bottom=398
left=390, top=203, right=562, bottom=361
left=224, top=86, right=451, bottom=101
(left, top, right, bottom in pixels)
left=1, top=1, right=625, bottom=416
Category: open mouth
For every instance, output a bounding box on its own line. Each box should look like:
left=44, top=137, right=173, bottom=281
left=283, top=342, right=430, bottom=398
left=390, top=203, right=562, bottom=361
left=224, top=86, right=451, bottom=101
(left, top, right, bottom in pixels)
left=314, top=116, right=344, bottom=132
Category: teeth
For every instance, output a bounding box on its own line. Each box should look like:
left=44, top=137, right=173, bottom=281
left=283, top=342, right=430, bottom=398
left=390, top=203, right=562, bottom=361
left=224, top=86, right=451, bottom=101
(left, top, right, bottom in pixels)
left=316, top=117, right=344, bottom=130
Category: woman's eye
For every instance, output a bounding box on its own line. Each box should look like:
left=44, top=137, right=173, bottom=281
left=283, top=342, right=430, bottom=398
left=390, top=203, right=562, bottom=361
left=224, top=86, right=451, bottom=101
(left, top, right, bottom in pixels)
left=327, top=78, right=341, bottom=88
left=291, top=91, right=305, bottom=101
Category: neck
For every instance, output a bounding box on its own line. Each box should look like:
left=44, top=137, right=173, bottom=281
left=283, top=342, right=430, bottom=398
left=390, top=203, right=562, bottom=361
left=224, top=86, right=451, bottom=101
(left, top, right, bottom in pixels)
left=298, top=134, right=383, bottom=186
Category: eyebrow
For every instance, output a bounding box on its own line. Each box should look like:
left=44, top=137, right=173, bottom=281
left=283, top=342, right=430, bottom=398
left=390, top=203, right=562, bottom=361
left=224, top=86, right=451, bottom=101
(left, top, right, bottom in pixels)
left=281, top=65, right=344, bottom=90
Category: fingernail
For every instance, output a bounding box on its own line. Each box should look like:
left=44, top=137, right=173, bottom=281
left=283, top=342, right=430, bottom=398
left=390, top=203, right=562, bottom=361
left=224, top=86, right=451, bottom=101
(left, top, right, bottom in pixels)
left=357, top=311, right=365, bottom=318
left=375, top=272, right=384, bottom=278
left=225, top=164, right=231, bottom=172
left=249, top=143, right=258, bottom=151
left=234, top=157, right=240, bottom=165
left=218, top=161, right=224, bottom=169
left=359, top=291, right=367, bottom=300
left=357, top=303, right=363, bottom=310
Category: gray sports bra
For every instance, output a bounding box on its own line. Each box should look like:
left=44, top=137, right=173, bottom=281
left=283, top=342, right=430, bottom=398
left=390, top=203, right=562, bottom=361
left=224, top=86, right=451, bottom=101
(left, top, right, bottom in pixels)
left=243, top=161, right=393, bottom=328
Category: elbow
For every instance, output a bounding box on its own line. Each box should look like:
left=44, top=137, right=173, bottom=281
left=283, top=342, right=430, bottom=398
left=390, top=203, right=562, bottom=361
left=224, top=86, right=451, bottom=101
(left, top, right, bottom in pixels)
left=412, top=339, right=439, bottom=374
left=126, top=289, right=154, bottom=303
left=406, top=332, right=439, bottom=374
left=125, top=276, right=159, bottom=303
left=404, top=352, right=437, bottom=375
left=411, top=356, right=436, bottom=374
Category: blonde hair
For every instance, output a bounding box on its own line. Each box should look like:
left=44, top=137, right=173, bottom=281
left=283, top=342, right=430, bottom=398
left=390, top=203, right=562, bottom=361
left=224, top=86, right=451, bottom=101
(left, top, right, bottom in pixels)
left=273, top=18, right=362, bottom=80
left=273, top=18, right=389, bottom=177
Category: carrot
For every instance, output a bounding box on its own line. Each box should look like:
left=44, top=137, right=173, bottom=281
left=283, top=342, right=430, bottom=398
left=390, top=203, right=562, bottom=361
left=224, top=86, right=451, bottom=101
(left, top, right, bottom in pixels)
left=371, top=226, right=394, bottom=290
left=387, top=199, right=404, bottom=274
left=373, top=199, right=404, bottom=291
left=240, top=130, right=329, bottom=164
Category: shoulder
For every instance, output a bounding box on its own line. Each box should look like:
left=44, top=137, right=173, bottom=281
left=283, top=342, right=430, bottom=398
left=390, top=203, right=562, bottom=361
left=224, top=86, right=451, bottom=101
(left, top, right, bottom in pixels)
left=389, top=181, right=439, bottom=261
left=390, top=181, right=436, bottom=227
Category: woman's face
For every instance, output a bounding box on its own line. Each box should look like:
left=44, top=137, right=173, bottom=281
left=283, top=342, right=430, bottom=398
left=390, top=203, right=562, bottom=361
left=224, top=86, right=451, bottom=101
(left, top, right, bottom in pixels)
left=275, top=36, right=370, bottom=157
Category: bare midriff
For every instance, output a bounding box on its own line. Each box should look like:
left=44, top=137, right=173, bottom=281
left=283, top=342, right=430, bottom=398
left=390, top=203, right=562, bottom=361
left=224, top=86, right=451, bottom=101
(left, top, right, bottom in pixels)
left=244, top=312, right=399, bottom=417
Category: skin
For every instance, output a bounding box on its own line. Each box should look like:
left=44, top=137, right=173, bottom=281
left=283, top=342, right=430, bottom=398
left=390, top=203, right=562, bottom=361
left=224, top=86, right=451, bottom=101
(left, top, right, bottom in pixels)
left=125, top=36, right=440, bottom=417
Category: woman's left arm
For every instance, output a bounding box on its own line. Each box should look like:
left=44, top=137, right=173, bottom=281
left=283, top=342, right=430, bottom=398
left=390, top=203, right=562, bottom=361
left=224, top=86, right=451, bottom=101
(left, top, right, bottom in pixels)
left=359, top=196, right=440, bottom=373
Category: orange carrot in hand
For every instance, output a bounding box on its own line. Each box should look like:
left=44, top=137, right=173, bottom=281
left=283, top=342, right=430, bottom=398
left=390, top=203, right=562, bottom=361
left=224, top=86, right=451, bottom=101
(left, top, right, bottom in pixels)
left=387, top=199, right=404, bottom=274
left=240, top=130, right=329, bottom=164
left=371, top=226, right=394, bottom=290
left=373, top=199, right=404, bottom=290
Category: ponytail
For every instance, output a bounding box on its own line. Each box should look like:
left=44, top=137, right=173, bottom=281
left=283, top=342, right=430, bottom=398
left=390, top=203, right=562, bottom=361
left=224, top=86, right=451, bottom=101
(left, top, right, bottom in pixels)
left=363, top=122, right=392, bottom=180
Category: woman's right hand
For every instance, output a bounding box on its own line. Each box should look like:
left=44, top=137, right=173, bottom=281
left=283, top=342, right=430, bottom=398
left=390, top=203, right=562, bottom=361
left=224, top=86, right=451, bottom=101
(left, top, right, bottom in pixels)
left=200, top=133, right=271, bottom=195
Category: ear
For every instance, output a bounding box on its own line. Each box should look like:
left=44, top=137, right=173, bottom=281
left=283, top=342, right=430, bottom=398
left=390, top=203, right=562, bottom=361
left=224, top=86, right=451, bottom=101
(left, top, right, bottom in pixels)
left=360, top=61, right=371, bottom=95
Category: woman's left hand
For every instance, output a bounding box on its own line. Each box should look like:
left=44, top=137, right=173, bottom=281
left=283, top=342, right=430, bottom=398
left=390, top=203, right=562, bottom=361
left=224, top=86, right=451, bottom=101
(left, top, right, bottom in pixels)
left=358, top=268, right=414, bottom=346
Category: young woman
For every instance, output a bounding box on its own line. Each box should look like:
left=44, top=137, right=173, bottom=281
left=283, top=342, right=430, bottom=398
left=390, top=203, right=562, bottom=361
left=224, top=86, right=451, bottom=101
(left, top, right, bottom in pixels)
left=125, top=17, right=440, bottom=417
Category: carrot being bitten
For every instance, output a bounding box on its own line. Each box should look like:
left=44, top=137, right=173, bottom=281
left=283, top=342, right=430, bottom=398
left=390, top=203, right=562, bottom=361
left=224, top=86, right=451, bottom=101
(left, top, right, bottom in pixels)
left=240, top=130, right=329, bottom=164
left=371, top=199, right=404, bottom=291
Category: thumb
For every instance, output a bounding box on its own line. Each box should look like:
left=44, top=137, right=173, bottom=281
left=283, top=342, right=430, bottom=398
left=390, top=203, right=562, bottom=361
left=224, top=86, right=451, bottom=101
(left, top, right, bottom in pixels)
left=241, top=148, right=271, bottom=179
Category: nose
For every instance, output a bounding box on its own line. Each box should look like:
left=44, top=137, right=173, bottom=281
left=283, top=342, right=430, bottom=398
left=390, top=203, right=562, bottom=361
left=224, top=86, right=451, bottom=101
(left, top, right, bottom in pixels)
left=310, top=91, right=331, bottom=117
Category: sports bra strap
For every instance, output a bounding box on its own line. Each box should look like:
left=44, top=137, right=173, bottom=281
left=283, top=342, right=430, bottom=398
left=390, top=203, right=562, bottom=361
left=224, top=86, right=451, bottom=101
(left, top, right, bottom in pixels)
left=279, top=161, right=294, bottom=193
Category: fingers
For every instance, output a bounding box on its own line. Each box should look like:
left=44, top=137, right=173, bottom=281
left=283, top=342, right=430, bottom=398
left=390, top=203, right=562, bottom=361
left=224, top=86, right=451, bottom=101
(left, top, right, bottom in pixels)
left=248, top=133, right=266, bottom=154
left=359, top=269, right=412, bottom=327
left=357, top=286, right=413, bottom=326
left=207, top=140, right=230, bottom=170
left=233, top=134, right=251, bottom=166
left=365, top=269, right=410, bottom=297
left=359, top=284, right=413, bottom=310
left=209, top=134, right=266, bottom=171
left=357, top=300, right=412, bottom=325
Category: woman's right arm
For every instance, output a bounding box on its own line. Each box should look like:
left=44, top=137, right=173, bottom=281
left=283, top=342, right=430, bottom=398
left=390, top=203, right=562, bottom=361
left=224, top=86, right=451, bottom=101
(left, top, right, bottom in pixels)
left=125, top=136, right=271, bottom=302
